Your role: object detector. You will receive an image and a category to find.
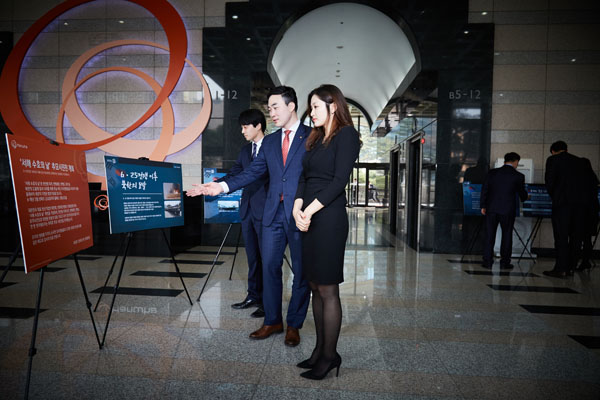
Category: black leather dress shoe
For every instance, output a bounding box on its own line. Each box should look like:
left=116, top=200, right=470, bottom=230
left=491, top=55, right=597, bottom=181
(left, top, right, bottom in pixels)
left=231, top=298, right=260, bottom=309
left=500, top=264, right=514, bottom=270
left=543, top=269, right=568, bottom=278
left=250, top=306, right=265, bottom=318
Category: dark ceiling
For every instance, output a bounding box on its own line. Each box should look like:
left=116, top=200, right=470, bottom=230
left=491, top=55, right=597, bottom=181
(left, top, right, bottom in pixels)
left=203, top=0, right=493, bottom=125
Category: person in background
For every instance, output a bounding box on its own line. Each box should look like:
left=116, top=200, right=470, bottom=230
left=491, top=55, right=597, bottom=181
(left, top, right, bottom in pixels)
left=543, top=140, right=587, bottom=278
left=480, top=152, right=528, bottom=270
left=577, top=157, right=599, bottom=270
left=293, top=84, right=361, bottom=380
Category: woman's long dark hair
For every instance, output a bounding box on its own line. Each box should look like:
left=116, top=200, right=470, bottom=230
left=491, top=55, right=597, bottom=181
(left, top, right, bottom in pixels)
left=305, top=84, right=354, bottom=150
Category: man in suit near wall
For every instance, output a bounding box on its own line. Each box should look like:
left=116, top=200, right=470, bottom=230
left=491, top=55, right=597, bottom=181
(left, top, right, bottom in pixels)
left=480, top=152, right=528, bottom=270
left=578, top=157, right=599, bottom=270
left=544, top=141, right=587, bottom=278
left=196, top=86, right=310, bottom=347
left=213, top=109, right=268, bottom=318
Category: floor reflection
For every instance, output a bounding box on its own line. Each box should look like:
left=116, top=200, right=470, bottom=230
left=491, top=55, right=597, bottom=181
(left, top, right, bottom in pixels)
left=1, top=208, right=599, bottom=399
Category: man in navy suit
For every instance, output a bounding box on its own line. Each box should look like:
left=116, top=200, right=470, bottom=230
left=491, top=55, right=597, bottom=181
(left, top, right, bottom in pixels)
left=215, top=109, right=268, bottom=318
left=196, top=86, right=310, bottom=347
left=543, top=141, right=588, bottom=277
left=480, top=152, right=529, bottom=269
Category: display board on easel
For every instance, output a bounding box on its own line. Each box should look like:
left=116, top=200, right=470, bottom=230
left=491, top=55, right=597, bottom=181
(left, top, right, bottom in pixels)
left=104, top=156, right=185, bottom=234
left=6, top=134, right=94, bottom=273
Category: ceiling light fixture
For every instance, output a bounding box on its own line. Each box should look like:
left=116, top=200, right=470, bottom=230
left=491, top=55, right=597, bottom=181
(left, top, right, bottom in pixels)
left=232, top=15, right=238, bottom=19
left=464, top=30, right=469, bottom=34
left=571, top=58, right=576, bottom=62
left=481, top=11, right=488, bottom=15
left=246, top=37, right=251, bottom=41
left=119, top=20, right=124, bottom=24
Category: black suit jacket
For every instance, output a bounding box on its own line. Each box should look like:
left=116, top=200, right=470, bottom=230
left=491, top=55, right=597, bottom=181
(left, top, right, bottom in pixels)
left=544, top=151, right=587, bottom=207
left=217, top=142, right=268, bottom=220
left=481, top=165, right=528, bottom=216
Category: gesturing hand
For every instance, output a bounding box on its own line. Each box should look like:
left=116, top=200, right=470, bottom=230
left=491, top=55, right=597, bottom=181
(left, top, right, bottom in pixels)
left=186, top=184, right=205, bottom=197
left=186, top=182, right=225, bottom=197
left=201, top=182, right=224, bottom=196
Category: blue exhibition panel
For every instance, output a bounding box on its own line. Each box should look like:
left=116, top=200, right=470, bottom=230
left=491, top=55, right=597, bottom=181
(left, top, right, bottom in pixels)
left=522, top=184, right=552, bottom=218
left=203, top=168, right=242, bottom=224
left=104, top=156, right=184, bottom=234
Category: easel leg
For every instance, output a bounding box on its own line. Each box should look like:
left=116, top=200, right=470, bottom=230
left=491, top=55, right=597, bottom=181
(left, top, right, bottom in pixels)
left=101, top=232, right=134, bottom=347
left=460, top=219, right=483, bottom=263
left=0, top=242, right=21, bottom=284
left=197, top=223, right=232, bottom=301
left=94, top=233, right=127, bottom=311
left=228, top=224, right=242, bottom=280
left=24, top=266, right=45, bottom=400
left=513, top=226, right=534, bottom=261
left=519, top=217, right=542, bottom=263
left=160, top=228, right=193, bottom=305
left=73, top=254, right=102, bottom=349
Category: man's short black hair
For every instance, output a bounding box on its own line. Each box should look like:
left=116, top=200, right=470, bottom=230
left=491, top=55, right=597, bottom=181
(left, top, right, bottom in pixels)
left=504, top=152, right=521, bottom=163
left=267, top=86, right=298, bottom=112
left=550, top=140, right=568, bottom=153
left=238, top=109, right=266, bottom=133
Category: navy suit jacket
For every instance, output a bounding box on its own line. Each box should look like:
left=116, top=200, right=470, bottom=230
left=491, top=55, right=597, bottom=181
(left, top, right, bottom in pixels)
left=545, top=151, right=587, bottom=207
left=224, top=124, right=309, bottom=226
left=481, top=165, right=528, bottom=216
left=217, top=142, right=267, bottom=221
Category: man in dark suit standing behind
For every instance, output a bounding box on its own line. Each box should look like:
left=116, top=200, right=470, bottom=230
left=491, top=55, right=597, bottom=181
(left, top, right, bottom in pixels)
left=544, top=141, right=587, bottom=277
left=216, top=109, right=268, bottom=317
left=481, top=152, right=528, bottom=269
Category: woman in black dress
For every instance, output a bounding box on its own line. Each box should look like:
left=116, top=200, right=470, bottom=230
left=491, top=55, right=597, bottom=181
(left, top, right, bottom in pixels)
left=293, top=84, right=361, bottom=380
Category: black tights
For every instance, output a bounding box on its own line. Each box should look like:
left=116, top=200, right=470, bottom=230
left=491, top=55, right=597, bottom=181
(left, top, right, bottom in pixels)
left=307, top=281, right=342, bottom=371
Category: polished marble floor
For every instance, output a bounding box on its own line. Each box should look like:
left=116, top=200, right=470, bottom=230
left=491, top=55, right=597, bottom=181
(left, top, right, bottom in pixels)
left=1, top=209, right=599, bottom=399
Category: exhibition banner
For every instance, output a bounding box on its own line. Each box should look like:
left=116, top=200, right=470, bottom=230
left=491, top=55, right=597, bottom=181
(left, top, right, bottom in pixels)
left=203, top=168, right=242, bottom=224
left=104, top=156, right=184, bottom=234
left=462, top=182, right=482, bottom=216
left=6, top=134, right=93, bottom=273
left=522, top=184, right=552, bottom=217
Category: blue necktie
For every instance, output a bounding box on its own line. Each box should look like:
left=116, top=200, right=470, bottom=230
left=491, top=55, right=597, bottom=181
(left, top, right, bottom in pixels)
left=252, top=143, right=257, bottom=159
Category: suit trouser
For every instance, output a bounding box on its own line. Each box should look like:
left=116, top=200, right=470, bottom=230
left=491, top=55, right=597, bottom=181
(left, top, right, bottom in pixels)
left=240, top=213, right=263, bottom=302
left=260, top=202, right=310, bottom=328
left=483, top=212, right=515, bottom=266
left=551, top=205, right=585, bottom=272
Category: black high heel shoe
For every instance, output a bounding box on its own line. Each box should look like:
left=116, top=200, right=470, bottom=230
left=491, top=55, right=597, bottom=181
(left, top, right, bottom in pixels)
left=296, top=358, right=317, bottom=369
left=299, top=354, right=341, bottom=380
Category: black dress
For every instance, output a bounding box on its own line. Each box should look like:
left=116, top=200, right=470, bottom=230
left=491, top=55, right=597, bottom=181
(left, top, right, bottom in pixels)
left=295, top=126, right=361, bottom=284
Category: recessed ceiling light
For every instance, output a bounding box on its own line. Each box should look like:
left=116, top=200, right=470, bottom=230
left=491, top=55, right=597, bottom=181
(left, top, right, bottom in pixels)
left=246, top=37, right=251, bottom=41
left=63, top=22, right=68, bottom=26
left=119, top=20, right=124, bottom=24
left=336, top=45, right=343, bottom=49
left=494, top=52, right=500, bottom=56
left=464, top=30, right=469, bottom=34
left=571, top=58, right=576, bottom=62
left=232, top=15, right=238, bottom=19
left=209, top=55, right=215, bottom=58
left=499, top=93, right=504, bottom=97
left=481, top=11, right=488, bottom=15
